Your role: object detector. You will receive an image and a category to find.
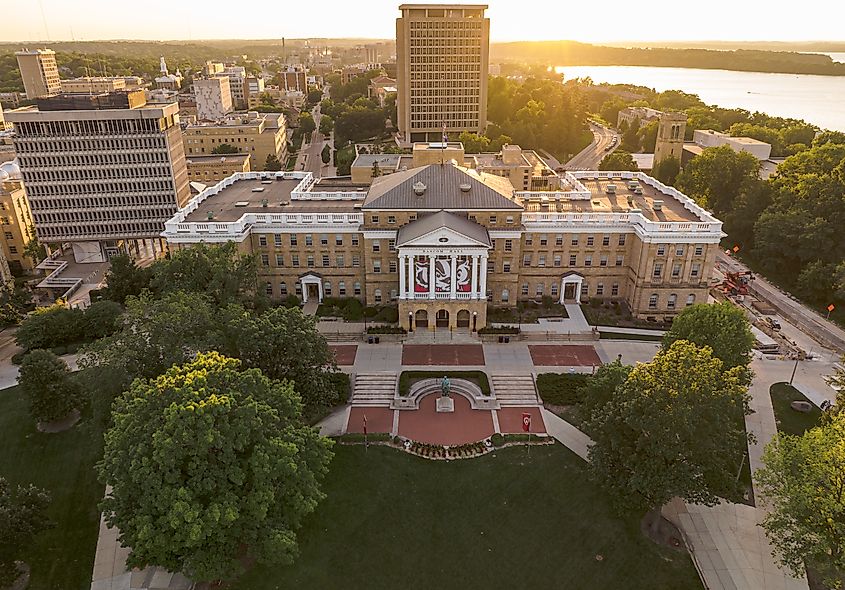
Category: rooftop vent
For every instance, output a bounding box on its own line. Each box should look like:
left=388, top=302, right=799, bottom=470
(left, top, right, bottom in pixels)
left=234, top=201, right=249, bottom=207
left=206, top=211, right=214, bottom=220
left=459, top=183, right=471, bottom=193
left=605, top=184, right=617, bottom=194
left=251, top=187, right=265, bottom=193
left=261, top=180, right=273, bottom=185
left=261, top=199, right=268, bottom=207
left=653, top=200, right=664, bottom=211
left=413, top=181, right=426, bottom=196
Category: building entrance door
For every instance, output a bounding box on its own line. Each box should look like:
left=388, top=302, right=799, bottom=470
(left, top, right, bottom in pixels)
left=435, top=309, right=449, bottom=328
left=307, top=284, right=319, bottom=301
left=563, top=283, right=577, bottom=301
left=415, top=309, right=429, bottom=328
left=456, top=309, right=470, bottom=328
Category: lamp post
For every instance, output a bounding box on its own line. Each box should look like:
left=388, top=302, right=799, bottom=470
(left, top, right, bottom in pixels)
left=408, top=311, right=413, bottom=332
left=472, top=311, right=477, bottom=332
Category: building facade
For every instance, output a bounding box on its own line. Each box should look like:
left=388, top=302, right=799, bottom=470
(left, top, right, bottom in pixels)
left=692, top=129, right=772, bottom=160
left=654, top=112, right=687, bottom=167
left=6, top=92, right=190, bottom=263
left=183, top=112, right=287, bottom=171
left=15, top=49, right=61, bottom=99
left=61, top=77, right=127, bottom=94
left=194, top=77, right=233, bottom=121
left=0, top=160, right=36, bottom=274
left=396, top=4, right=489, bottom=143
left=163, top=162, right=723, bottom=329
left=186, top=154, right=251, bottom=184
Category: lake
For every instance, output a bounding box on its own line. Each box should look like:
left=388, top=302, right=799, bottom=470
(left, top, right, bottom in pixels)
left=554, top=65, right=845, bottom=131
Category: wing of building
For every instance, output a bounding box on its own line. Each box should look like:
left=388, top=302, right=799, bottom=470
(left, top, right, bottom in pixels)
left=163, top=158, right=724, bottom=330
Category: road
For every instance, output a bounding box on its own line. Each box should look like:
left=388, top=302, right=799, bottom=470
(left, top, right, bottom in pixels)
left=295, top=104, right=327, bottom=177
left=718, top=251, right=845, bottom=355
left=563, top=122, right=619, bottom=171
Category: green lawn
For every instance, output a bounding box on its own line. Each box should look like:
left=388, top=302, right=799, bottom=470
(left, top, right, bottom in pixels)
left=0, top=385, right=105, bottom=590
left=231, top=445, right=700, bottom=590
left=770, top=382, right=822, bottom=436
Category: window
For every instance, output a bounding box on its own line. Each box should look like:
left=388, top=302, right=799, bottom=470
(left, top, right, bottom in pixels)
left=611, top=283, right=619, bottom=296
left=584, top=255, right=592, bottom=267
left=503, top=260, right=511, bottom=273
left=372, top=240, right=380, bottom=253
left=487, top=259, right=495, bottom=272
left=616, top=255, right=624, bottom=267
left=489, top=215, right=497, bottom=224
left=602, top=235, right=610, bottom=246
left=374, top=289, right=382, bottom=303
left=261, top=254, right=269, bottom=267
left=648, top=293, right=658, bottom=309
left=351, top=236, right=359, bottom=246
left=388, top=215, right=396, bottom=224
left=371, top=215, right=379, bottom=224
left=352, top=255, right=360, bottom=267
left=506, top=215, right=514, bottom=224
left=672, top=263, right=682, bottom=278
left=521, top=283, right=529, bottom=296
left=618, top=235, right=626, bottom=246
left=524, top=235, right=533, bottom=246
left=390, top=289, right=398, bottom=300
left=307, top=255, right=314, bottom=268
left=275, top=254, right=284, bottom=266
left=295, top=282, right=302, bottom=295
left=259, top=235, right=267, bottom=247
left=292, top=254, right=300, bottom=267
left=504, top=239, right=512, bottom=252
left=335, top=235, right=343, bottom=246
left=265, top=282, right=273, bottom=296
left=571, top=237, right=579, bottom=246
left=586, top=236, right=594, bottom=247
left=555, top=235, right=563, bottom=246
left=501, top=288, right=509, bottom=302
left=274, top=234, right=282, bottom=247
left=522, top=254, right=531, bottom=267
left=581, top=283, right=589, bottom=298
left=290, top=235, right=297, bottom=246
left=280, top=282, right=287, bottom=295
left=373, top=260, right=381, bottom=273
left=305, top=234, right=313, bottom=246
left=336, top=254, right=345, bottom=267
left=319, top=234, right=328, bottom=246
left=535, top=283, right=544, bottom=296
left=539, top=234, right=547, bottom=246
left=596, top=283, right=604, bottom=296
left=389, top=260, right=397, bottom=273
left=409, top=215, right=416, bottom=222
left=599, top=255, right=608, bottom=267
left=322, top=254, right=330, bottom=267
left=667, top=293, right=677, bottom=309
left=569, top=254, right=577, bottom=267
left=338, top=281, right=346, bottom=296
left=538, top=255, right=546, bottom=267
left=657, top=244, right=666, bottom=256
left=354, top=282, right=362, bottom=296
left=554, top=255, right=561, bottom=267
left=486, top=289, right=493, bottom=302
left=694, top=245, right=703, bottom=256
left=388, top=239, right=396, bottom=252
left=675, top=245, right=684, bottom=256
left=324, top=281, right=332, bottom=296
left=551, top=283, right=559, bottom=297
left=691, top=263, right=701, bottom=278
left=686, top=294, right=696, bottom=306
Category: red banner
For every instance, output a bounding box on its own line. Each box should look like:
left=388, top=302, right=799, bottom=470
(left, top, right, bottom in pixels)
left=522, top=412, right=531, bottom=432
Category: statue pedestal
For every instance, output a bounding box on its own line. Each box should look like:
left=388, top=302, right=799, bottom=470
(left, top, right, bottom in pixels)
left=436, top=396, right=454, bottom=413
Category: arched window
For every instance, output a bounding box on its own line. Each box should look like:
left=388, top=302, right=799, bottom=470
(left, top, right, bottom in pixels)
left=354, top=282, right=362, bottom=296
left=648, top=293, right=658, bottom=309
left=374, top=289, right=382, bottom=303
left=501, top=288, right=509, bottom=303
left=667, top=293, right=677, bottom=309
left=280, top=282, right=287, bottom=295
left=324, top=281, right=332, bottom=296
left=686, top=293, right=696, bottom=306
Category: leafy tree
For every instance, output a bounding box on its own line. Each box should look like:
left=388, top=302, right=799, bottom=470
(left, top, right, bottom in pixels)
left=82, top=300, right=123, bottom=340
left=676, top=145, right=761, bottom=216
left=15, top=304, right=85, bottom=351
left=98, top=352, right=333, bottom=582
left=211, top=143, right=240, bottom=155
left=638, top=120, right=659, bottom=152
left=598, top=150, right=638, bottom=171
left=307, top=89, right=323, bottom=105
left=223, top=305, right=340, bottom=421
left=321, top=144, right=331, bottom=165
left=652, top=156, right=680, bottom=185
left=299, top=112, right=316, bottom=135
left=22, top=231, right=46, bottom=266
left=0, top=478, right=52, bottom=586
left=0, top=282, right=34, bottom=326
left=621, top=117, right=641, bottom=151
left=578, top=360, right=631, bottom=427
left=18, top=349, right=82, bottom=423
left=149, top=242, right=261, bottom=307
left=813, top=130, right=845, bottom=148
left=662, top=302, right=755, bottom=375
left=755, top=413, right=845, bottom=586
left=457, top=131, right=490, bottom=154
left=263, top=153, right=282, bottom=172
left=587, top=341, right=751, bottom=530
left=100, top=254, right=152, bottom=305
left=318, top=114, right=333, bottom=135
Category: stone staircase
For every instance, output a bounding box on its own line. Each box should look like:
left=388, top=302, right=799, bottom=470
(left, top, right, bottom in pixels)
left=351, top=372, right=397, bottom=407
left=490, top=373, right=541, bottom=406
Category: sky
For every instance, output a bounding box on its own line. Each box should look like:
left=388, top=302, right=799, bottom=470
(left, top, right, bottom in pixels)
left=4, top=0, right=841, bottom=43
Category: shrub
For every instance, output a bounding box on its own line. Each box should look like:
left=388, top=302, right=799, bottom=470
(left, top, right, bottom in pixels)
left=281, top=295, right=301, bottom=308
left=478, top=325, right=519, bottom=335
left=16, top=305, right=85, bottom=351
left=491, top=433, right=504, bottom=447
left=50, top=345, right=67, bottom=356
left=372, top=306, right=398, bottom=323
left=325, top=372, right=350, bottom=405
left=536, top=373, right=591, bottom=406
left=366, top=325, right=406, bottom=334
left=83, top=300, right=123, bottom=339
left=317, top=297, right=364, bottom=321
left=10, top=351, right=25, bottom=365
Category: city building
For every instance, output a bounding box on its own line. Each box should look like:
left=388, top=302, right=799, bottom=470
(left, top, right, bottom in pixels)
left=155, top=57, right=183, bottom=90
left=0, top=106, right=10, bottom=132
left=6, top=91, right=191, bottom=263
left=692, top=129, right=772, bottom=160
left=194, top=77, right=233, bottom=121
left=396, top=4, right=490, bottom=143
left=217, top=66, right=246, bottom=108
left=278, top=66, right=308, bottom=92
left=163, top=161, right=723, bottom=327
left=60, top=77, right=126, bottom=94
left=0, top=160, right=37, bottom=274
left=203, top=61, right=225, bottom=76
left=182, top=111, right=287, bottom=171
left=369, top=75, right=397, bottom=107
left=653, top=112, right=687, bottom=166
left=617, top=106, right=663, bottom=129
left=15, top=49, right=62, bottom=99
left=186, top=153, right=251, bottom=184
left=350, top=142, right=556, bottom=191
left=244, top=75, right=265, bottom=103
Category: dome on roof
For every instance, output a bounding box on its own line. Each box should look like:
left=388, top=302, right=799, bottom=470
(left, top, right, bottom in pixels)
left=0, top=159, right=21, bottom=181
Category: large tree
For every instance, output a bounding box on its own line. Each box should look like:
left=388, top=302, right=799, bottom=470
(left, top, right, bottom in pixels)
left=651, top=155, right=680, bottom=186
left=0, top=478, right=52, bottom=586
left=578, top=359, right=631, bottom=428
left=18, top=349, right=82, bottom=423
left=755, top=413, right=845, bottom=586
left=676, top=145, right=761, bottom=216
left=662, top=302, right=755, bottom=376
left=100, top=254, right=152, bottom=305
left=15, top=304, right=85, bottom=351
left=98, top=352, right=333, bottom=583
left=598, top=150, right=638, bottom=171
left=587, top=340, right=751, bottom=529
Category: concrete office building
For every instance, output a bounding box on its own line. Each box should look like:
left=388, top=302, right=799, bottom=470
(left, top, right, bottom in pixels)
left=396, top=4, right=490, bottom=143
left=61, top=77, right=126, bottom=94
left=6, top=91, right=191, bottom=263
left=217, top=67, right=247, bottom=109
left=15, top=49, right=62, bottom=99
left=183, top=111, right=287, bottom=171
left=0, top=160, right=37, bottom=274
left=278, top=66, right=308, bottom=92
left=186, top=154, right=251, bottom=184
left=692, top=129, right=772, bottom=160
left=163, top=162, right=723, bottom=327
left=194, top=77, right=233, bottom=121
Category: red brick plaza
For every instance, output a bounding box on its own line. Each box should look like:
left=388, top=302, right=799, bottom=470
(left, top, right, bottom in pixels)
left=528, top=345, right=602, bottom=367
left=401, top=344, right=485, bottom=366
left=329, top=344, right=358, bottom=366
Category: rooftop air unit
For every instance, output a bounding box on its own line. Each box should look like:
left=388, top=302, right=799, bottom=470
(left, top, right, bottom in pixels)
left=459, top=183, right=471, bottom=192
left=653, top=200, right=664, bottom=211
left=413, top=181, right=426, bottom=196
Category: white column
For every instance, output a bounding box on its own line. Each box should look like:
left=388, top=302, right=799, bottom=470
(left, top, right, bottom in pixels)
left=575, top=277, right=582, bottom=304
left=429, top=255, right=436, bottom=298
left=479, top=255, right=488, bottom=299
left=408, top=255, right=416, bottom=297
left=471, top=254, right=479, bottom=299
left=399, top=254, right=406, bottom=299
left=450, top=254, right=457, bottom=299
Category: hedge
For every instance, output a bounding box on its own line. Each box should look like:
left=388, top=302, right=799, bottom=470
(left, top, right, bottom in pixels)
left=478, top=325, right=519, bottom=335
left=366, top=326, right=407, bottom=334
left=535, top=373, right=591, bottom=406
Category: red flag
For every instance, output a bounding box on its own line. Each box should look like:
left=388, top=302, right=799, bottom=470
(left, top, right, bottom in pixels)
left=363, top=413, right=368, bottom=435
left=522, top=412, right=531, bottom=432
left=828, top=304, right=836, bottom=312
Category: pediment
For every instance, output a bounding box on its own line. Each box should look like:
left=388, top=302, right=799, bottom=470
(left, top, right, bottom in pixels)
left=400, top=225, right=490, bottom=248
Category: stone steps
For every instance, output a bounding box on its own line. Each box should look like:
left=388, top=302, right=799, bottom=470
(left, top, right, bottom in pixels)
left=351, top=372, right=397, bottom=406
left=490, top=374, right=540, bottom=406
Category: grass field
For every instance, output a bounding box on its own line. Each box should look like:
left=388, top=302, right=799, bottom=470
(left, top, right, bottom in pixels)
left=231, top=444, right=700, bottom=590
left=770, top=382, right=822, bottom=436
left=0, top=385, right=105, bottom=590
